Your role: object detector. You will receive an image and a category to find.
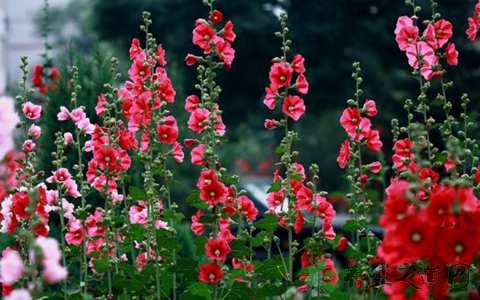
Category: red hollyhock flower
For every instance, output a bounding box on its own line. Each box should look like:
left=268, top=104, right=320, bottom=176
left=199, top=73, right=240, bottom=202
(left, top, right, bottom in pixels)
left=379, top=211, right=435, bottom=266
left=209, top=10, right=223, bottom=25
left=291, top=54, right=306, bottom=74
left=223, top=21, right=236, bottom=43
left=185, top=53, right=199, bottom=66
left=445, top=43, right=458, bottom=66
left=199, top=179, right=227, bottom=206
left=264, top=118, right=279, bottom=130
left=269, top=62, right=293, bottom=90
left=424, top=19, right=453, bottom=49
left=238, top=195, right=258, bottom=221
left=467, top=17, right=479, bottom=41
left=294, top=211, right=305, bottom=234
left=192, top=20, right=216, bottom=51
left=337, top=140, right=350, bottom=169
left=340, top=107, right=361, bottom=137
left=188, top=108, right=210, bottom=134
left=295, top=74, right=309, bottom=94
left=198, top=262, right=224, bottom=285
left=282, top=95, right=305, bottom=121
left=380, top=179, right=414, bottom=228
left=129, top=38, right=142, bottom=60
left=438, top=224, right=480, bottom=265
left=156, top=115, right=179, bottom=144
left=12, top=192, right=30, bottom=219
left=336, top=237, right=348, bottom=252
left=128, top=57, right=151, bottom=83
left=205, top=238, right=231, bottom=262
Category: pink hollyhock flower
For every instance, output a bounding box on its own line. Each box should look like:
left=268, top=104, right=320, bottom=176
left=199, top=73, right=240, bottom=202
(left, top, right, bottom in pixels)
left=5, top=289, right=31, bottom=300
left=22, top=102, right=42, bottom=120
left=366, top=130, right=382, bottom=152
left=223, top=21, right=236, bottom=43
left=63, top=132, right=73, bottom=145
left=370, top=161, right=382, bottom=174
left=363, top=99, right=377, bottom=117
left=65, top=218, right=84, bottom=246
left=0, top=249, right=24, bottom=284
left=337, top=140, right=350, bottom=169
left=95, top=94, right=107, bottom=117
left=188, top=108, right=210, bottom=134
left=445, top=43, right=458, bottom=66
left=62, top=199, right=75, bottom=221
left=282, top=95, right=305, bottom=121
left=467, top=17, right=479, bottom=41
left=0, top=96, right=20, bottom=160
left=35, top=237, right=68, bottom=284
left=193, top=20, right=216, bottom=50
left=129, top=201, right=148, bottom=225
left=406, top=41, right=437, bottom=70
left=22, top=140, right=36, bottom=152
left=156, top=115, right=179, bottom=144
left=269, top=62, right=293, bottom=90
left=291, top=54, right=306, bottom=74
left=263, top=86, right=277, bottom=110
left=395, top=24, right=419, bottom=51
left=191, top=143, right=207, bottom=166
left=65, top=180, right=81, bottom=198
left=129, top=38, right=142, bottom=60
left=76, top=118, right=95, bottom=134
left=155, top=220, right=169, bottom=230
left=394, top=16, right=414, bottom=35
left=296, top=74, right=309, bottom=94
left=57, top=106, right=70, bottom=121
left=264, top=119, right=279, bottom=130
left=185, top=53, right=199, bottom=66
left=172, top=142, right=184, bottom=163
left=214, top=37, right=235, bottom=69
left=47, top=168, right=72, bottom=183
left=191, top=210, right=204, bottom=236
left=43, top=262, right=68, bottom=284
left=28, top=124, right=42, bottom=140
left=210, top=10, right=223, bottom=25
left=70, top=108, right=86, bottom=122
left=185, top=95, right=200, bottom=112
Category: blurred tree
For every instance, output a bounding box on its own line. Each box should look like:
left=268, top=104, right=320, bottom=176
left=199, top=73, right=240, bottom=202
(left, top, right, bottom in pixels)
left=50, top=0, right=480, bottom=190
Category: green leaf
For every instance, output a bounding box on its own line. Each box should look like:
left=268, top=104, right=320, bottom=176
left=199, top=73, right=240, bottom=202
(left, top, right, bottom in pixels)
left=183, top=282, right=212, bottom=299
left=267, top=181, right=282, bottom=193
left=254, top=214, right=279, bottom=233
left=343, top=219, right=361, bottom=232
left=129, top=186, right=146, bottom=200
left=186, top=190, right=208, bottom=210
left=93, top=257, right=109, bottom=273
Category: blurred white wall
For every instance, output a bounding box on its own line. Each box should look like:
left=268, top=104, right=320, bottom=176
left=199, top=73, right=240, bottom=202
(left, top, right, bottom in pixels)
left=2, top=0, right=65, bottom=89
